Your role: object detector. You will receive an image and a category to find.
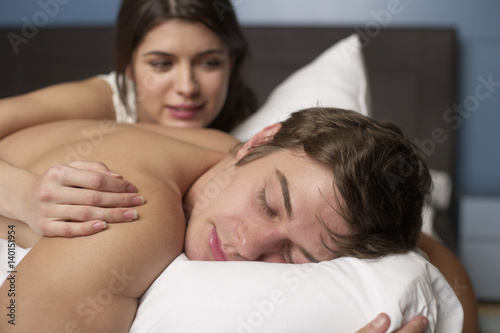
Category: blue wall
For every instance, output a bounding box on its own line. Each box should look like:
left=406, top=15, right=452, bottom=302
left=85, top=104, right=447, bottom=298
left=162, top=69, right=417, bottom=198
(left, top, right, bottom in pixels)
left=0, top=0, right=120, bottom=27
left=1, top=0, right=499, bottom=196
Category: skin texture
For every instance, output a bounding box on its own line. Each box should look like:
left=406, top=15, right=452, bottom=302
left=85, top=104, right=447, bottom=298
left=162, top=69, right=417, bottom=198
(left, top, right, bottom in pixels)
left=0, top=123, right=239, bottom=241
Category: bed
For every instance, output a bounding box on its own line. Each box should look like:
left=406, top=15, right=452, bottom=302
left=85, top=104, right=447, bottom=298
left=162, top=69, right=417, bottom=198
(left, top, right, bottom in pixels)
left=0, top=26, right=461, bottom=332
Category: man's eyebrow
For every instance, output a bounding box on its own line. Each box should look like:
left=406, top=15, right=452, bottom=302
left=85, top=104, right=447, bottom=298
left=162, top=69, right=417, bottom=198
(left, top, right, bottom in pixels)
left=275, top=168, right=322, bottom=263
left=275, top=169, right=292, bottom=219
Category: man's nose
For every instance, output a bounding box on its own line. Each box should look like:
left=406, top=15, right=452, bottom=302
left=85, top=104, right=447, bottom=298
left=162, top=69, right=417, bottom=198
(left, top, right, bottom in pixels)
left=236, top=222, right=284, bottom=261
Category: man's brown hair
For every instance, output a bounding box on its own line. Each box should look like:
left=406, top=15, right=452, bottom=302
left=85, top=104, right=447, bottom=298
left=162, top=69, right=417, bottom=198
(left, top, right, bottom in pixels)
left=237, top=107, right=432, bottom=259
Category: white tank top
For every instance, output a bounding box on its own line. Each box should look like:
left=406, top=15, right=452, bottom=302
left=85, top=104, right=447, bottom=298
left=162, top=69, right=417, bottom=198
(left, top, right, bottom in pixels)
left=98, top=71, right=137, bottom=124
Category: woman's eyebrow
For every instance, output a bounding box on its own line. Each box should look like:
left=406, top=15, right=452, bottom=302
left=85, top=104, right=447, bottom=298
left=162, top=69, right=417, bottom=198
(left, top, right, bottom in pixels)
left=143, top=49, right=226, bottom=57
left=275, top=169, right=292, bottom=219
left=143, top=51, right=174, bottom=57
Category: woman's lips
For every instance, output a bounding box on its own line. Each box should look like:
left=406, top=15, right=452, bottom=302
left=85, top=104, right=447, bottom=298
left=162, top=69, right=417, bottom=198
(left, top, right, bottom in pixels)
left=209, top=227, right=227, bottom=261
left=167, top=103, right=204, bottom=120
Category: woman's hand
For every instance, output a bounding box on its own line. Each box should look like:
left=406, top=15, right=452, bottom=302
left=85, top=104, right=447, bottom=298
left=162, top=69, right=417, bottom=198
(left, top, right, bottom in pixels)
left=355, top=313, right=428, bottom=333
left=19, top=161, right=145, bottom=237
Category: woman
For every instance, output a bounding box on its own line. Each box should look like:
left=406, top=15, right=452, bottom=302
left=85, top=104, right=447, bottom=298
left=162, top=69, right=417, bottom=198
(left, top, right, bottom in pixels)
left=0, top=0, right=256, bottom=136
left=0, top=0, right=257, bottom=237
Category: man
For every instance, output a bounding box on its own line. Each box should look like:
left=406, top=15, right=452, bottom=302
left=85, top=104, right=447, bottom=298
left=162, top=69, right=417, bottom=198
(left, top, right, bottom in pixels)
left=0, top=108, right=476, bottom=332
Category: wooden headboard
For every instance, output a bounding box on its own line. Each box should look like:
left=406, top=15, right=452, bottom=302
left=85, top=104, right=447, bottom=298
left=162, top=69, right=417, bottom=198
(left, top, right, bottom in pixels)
left=0, top=26, right=458, bottom=248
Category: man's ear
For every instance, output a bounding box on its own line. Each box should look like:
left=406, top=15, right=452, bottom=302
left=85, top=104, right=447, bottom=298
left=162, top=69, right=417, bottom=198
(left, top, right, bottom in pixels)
left=236, top=123, right=282, bottom=160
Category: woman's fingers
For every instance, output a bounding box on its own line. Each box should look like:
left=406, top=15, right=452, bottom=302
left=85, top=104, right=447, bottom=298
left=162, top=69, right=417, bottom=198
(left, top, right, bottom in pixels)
left=41, top=220, right=111, bottom=238
left=46, top=164, right=137, bottom=193
left=67, top=160, right=123, bottom=178
left=46, top=204, right=140, bottom=223
left=24, top=162, right=145, bottom=237
left=37, top=185, right=145, bottom=208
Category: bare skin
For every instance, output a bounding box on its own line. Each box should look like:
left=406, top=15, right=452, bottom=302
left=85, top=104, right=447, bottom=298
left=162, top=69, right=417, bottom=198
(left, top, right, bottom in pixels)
left=0, top=122, right=239, bottom=243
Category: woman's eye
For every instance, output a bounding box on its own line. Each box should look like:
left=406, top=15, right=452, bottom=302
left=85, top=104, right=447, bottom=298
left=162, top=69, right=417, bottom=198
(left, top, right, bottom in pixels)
left=149, top=60, right=172, bottom=71
left=199, top=58, right=223, bottom=69
left=258, top=187, right=276, bottom=218
left=283, top=244, right=294, bottom=264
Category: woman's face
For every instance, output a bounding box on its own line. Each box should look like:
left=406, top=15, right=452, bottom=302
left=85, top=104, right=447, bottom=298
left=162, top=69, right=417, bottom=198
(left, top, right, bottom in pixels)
left=129, top=19, right=232, bottom=128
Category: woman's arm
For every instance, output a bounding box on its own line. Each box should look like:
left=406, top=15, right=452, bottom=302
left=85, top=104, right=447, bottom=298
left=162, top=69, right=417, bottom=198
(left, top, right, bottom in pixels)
left=419, top=233, right=480, bottom=333
left=0, top=77, right=114, bottom=139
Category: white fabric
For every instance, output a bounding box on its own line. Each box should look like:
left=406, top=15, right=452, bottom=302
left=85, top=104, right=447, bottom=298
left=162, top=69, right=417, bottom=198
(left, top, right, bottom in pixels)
left=0, top=239, right=30, bottom=281
left=421, top=170, right=453, bottom=240
left=130, top=252, right=462, bottom=333
left=429, top=169, right=453, bottom=211
left=98, top=71, right=137, bottom=124
left=231, top=33, right=371, bottom=141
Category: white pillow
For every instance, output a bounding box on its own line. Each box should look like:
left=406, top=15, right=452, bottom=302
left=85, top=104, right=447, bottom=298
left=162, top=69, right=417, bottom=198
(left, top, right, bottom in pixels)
left=0, top=242, right=462, bottom=332
left=131, top=252, right=463, bottom=332
left=231, top=33, right=371, bottom=141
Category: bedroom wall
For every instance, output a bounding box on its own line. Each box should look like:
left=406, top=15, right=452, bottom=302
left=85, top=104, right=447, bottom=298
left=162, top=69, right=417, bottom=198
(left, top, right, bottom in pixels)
left=0, top=0, right=499, bottom=197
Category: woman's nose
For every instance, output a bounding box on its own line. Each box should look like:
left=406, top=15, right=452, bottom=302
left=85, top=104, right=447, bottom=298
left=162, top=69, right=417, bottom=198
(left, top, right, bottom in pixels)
left=175, top=65, right=199, bottom=96
left=236, top=222, right=284, bottom=261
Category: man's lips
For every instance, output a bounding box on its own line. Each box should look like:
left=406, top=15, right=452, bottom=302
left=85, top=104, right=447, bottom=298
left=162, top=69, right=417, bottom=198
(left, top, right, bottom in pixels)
left=209, top=227, right=227, bottom=261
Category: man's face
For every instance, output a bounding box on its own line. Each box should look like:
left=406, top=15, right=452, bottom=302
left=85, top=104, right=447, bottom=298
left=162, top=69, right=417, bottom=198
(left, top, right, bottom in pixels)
left=184, top=150, right=349, bottom=264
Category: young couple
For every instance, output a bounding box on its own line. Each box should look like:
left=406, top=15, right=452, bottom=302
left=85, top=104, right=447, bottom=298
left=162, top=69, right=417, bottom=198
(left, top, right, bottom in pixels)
left=0, top=0, right=477, bottom=331
left=0, top=106, right=473, bottom=332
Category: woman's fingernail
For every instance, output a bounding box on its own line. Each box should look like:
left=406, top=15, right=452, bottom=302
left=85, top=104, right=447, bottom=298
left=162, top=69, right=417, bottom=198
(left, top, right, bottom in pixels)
left=93, top=221, right=107, bottom=231
left=127, top=184, right=138, bottom=193
left=123, top=209, right=138, bottom=221
left=131, top=195, right=145, bottom=205
left=372, top=314, right=387, bottom=328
